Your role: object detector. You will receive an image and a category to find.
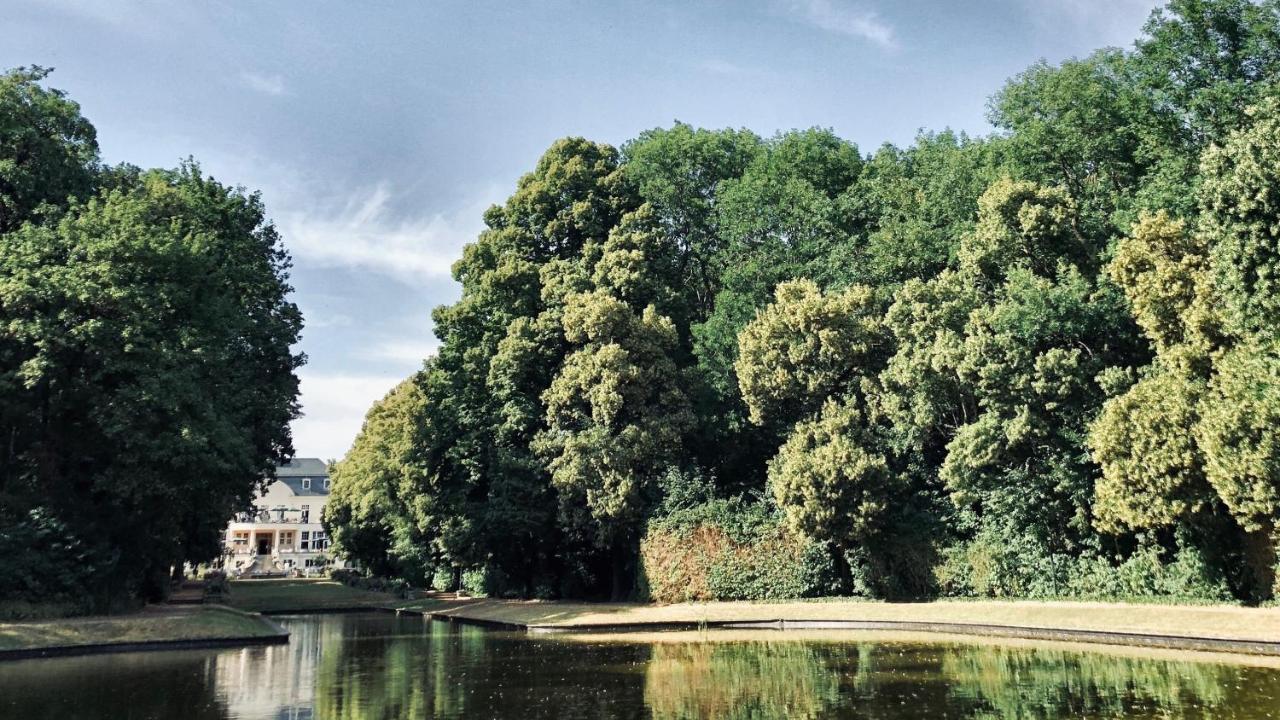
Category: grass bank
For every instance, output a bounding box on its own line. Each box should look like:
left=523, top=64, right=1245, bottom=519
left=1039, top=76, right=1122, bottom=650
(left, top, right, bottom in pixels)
left=0, top=605, right=282, bottom=656
left=401, top=597, right=1280, bottom=647
left=227, top=578, right=402, bottom=613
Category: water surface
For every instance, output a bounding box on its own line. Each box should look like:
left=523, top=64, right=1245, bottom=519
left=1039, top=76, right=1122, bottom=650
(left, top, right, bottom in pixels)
left=2, top=612, right=1279, bottom=719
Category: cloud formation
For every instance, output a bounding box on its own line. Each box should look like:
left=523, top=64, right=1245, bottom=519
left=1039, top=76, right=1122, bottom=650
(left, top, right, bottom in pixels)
left=358, top=339, right=440, bottom=364
left=240, top=71, right=287, bottom=96
left=278, top=183, right=499, bottom=282
left=780, top=0, right=897, bottom=49
left=291, top=371, right=405, bottom=459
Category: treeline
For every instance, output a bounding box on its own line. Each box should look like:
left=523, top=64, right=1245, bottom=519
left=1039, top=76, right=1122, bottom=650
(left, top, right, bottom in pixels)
left=0, top=68, right=304, bottom=615
left=326, top=0, right=1280, bottom=602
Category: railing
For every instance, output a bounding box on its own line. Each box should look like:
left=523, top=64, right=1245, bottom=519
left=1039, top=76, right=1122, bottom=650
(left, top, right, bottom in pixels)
left=232, top=511, right=317, bottom=524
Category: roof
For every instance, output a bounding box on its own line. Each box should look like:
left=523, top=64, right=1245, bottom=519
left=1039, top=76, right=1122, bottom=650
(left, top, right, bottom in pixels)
left=275, top=458, right=329, bottom=477
left=272, top=458, right=330, bottom=497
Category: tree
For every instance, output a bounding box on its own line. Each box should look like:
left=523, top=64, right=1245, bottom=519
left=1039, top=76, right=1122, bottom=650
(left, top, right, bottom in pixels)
left=989, top=50, right=1151, bottom=230
left=0, top=66, right=99, bottom=233
left=735, top=279, right=884, bottom=430
left=0, top=164, right=302, bottom=605
left=1135, top=0, right=1280, bottom=147
left=768, top=399, right=894, bottom=549
left=325, top=374, right=434, bottom=580
left=1090, top=92, right=1280, bottom=598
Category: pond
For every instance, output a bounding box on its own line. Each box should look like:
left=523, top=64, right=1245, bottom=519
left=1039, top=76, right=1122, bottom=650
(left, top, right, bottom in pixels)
left=2, top=612, right=1279, bottom=719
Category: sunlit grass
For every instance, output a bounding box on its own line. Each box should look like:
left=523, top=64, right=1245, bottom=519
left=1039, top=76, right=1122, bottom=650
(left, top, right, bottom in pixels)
left=227, top=578, right=399, bottom=613
left=0, top=606, right=279, bottom=652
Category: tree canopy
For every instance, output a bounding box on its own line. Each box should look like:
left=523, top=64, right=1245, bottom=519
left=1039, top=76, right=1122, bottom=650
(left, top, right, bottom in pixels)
left=0, top=69, right=303, bottom=611
left=311, top=0, right=1280, bottom=603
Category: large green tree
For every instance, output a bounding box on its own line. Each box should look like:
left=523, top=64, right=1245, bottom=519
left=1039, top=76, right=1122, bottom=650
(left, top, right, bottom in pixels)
left=0, top=162, right=302, bottom=606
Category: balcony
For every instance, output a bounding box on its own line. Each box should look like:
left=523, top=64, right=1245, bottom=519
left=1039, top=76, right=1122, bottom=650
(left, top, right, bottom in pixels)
left=232, top=509, right=316, bottom=525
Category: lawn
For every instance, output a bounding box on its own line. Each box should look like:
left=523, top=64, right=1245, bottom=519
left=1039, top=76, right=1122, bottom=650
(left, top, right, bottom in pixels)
left=0, top=605, right=281, bottom=653
left=401, top=597, right=1280, bottom=643
left=227, top=578, right=401, bottom=613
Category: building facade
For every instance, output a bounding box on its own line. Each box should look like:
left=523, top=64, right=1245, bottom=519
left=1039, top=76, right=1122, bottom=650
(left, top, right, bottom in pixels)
left=224, top=458, right=336, bottom=576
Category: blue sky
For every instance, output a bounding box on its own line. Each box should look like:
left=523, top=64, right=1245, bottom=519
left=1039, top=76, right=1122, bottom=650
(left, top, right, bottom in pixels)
left=4, top=0, right=1161, bottom=460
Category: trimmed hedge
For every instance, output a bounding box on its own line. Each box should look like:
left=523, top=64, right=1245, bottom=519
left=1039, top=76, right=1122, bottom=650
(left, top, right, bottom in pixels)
left=639, top=498, right=837, bottom=603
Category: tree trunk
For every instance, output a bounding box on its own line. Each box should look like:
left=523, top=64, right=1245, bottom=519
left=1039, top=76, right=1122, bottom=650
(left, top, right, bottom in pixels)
left=1242, top=522, right=1278, bottom=603
left=611, top=541, right=633, bottom=601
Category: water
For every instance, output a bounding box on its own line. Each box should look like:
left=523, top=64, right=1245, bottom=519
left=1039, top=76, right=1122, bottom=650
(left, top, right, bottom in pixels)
left=2, top=612, right=1279, bottom=719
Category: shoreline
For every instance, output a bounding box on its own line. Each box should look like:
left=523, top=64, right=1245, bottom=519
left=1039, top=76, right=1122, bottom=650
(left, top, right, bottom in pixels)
left=0, top=605, right=288, bottom=662
left=394, top=597, right=1280, bottom=656
left=12, top=581, right=1280, bottom=661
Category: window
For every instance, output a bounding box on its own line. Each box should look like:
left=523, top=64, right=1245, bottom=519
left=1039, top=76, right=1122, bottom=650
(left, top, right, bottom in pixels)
left=301, top=505, right=310, bottom=524
left=279, top=531, right=294, bottom=549
left=300, top=531, right=310, bottom=551
left=231, top=531, right=249, bottom=546
left=313, top=531, right=327, bottom=551
left=302, top=478, right=311, bottom=490
left=323, top=478, right=330, bottom=490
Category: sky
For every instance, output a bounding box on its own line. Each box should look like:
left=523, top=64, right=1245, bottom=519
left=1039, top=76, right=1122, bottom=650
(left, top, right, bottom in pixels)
left=3, top=0, right=1163, bottom=461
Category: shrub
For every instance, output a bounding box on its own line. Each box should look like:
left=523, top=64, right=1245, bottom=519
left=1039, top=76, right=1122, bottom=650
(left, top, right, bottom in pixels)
left=639, top=496, right=839, bottom=603
left=329, top=568, right=361, bottom=585
left=431, top=566, right=457, bottom=592
left=202, top=570, right=230, bottom=603
left=459, top=565, right=515, bottom=598
left=934, top=524, right=1233, bottom=602
left=461, top=567, right=489, bottom=597
left=0, top=508, right=106, bottom=615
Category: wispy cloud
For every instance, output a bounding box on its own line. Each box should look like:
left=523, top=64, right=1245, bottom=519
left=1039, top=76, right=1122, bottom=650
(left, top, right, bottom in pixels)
left=277, top=183, right=500, bottom=282
left=291, top=371, right=405, bottom=459
left=778, top=0, right=897, bottom=49
left=358, top=339, right=440, bottom=364
left=240, top=70, right=287, bottom=97
left=699, top=58, right=750, bottom=77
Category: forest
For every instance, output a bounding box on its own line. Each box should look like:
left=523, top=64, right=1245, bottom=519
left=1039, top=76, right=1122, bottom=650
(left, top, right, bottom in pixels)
left=324, top=0, right=1280, bottom=604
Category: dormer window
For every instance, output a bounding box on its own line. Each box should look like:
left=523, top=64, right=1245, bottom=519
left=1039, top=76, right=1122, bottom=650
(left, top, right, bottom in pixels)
left=302, top=478, right=311, bottom=490
left=323, top=479, right=330, bottom=490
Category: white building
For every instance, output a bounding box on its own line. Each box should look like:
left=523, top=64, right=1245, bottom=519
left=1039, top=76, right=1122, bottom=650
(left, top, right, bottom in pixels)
left=224, top=458, right=336, bottom=576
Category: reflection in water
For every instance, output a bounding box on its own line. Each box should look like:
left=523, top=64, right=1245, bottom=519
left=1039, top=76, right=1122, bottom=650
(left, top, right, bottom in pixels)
left=1, top=613, right=1278, bottom=719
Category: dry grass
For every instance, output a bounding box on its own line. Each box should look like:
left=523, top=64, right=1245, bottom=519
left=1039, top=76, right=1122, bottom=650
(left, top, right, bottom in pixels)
left=401, top=597, right=1280, bottom=642
left=0, top=605, right=279, bottom=652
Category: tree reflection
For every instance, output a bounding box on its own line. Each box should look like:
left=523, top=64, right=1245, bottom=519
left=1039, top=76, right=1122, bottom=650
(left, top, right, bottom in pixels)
left=640, top=637, right=1280, bottom=720
left=4, top=616, right=1279, bottom=719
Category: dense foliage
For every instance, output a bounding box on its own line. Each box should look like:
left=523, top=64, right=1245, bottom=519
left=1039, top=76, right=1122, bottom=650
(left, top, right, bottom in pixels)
left=327, top=0, right=1280, bottom=602
left=0, top=67, right=303, bottom=612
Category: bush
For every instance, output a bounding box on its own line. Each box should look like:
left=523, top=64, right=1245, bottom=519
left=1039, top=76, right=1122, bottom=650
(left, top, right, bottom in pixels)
left=0, top=508, right=106, bottom=615
left=202, top=570, right=230, bottom=603
left=639, top=496, right=839, bottom=603
left=934, top=524, right=1233, bottom=602
left=328, top=568, right=413, bottom=598
left=431, top=566, right=456, bottom=592
left=460, top=565, right=515, bottom=597
left=329, top=568, right=361, bottom=585
left=0, top=600, right=85, bottom=621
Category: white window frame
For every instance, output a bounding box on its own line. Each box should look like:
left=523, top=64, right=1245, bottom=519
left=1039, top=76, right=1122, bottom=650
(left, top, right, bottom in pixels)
left=302, top=478, right=311, bottom=490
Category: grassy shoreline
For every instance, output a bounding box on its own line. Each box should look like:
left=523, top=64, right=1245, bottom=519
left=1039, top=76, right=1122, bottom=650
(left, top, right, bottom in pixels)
left=226, top=578, right=403, bottom=614
left=9, top=579, right=1280, bottom=658
left=0, top=605, right=284, bottom=656
left=224, top=579, right=1280, bottom=645
left=401, top=597, right=1280, bottom=644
